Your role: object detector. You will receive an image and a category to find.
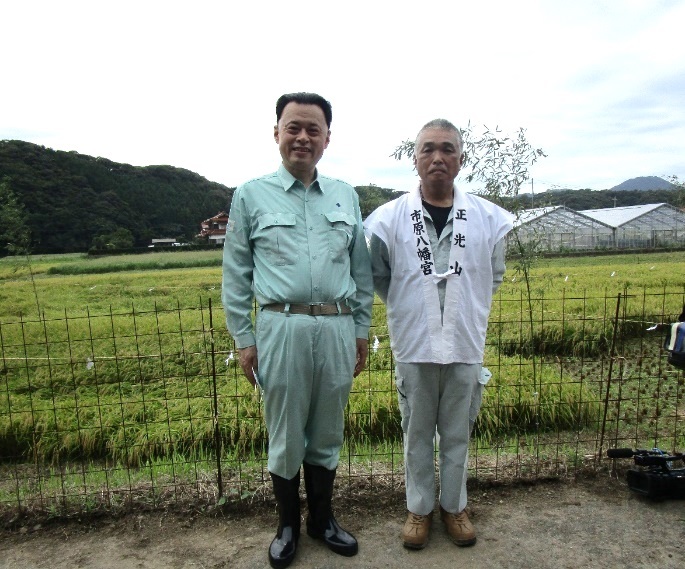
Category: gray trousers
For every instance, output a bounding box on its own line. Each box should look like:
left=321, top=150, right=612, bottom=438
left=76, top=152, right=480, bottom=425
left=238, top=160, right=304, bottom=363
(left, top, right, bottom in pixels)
left=255, top=309, right=356, bottom=479
left=395, top=362, right=480, bottom=515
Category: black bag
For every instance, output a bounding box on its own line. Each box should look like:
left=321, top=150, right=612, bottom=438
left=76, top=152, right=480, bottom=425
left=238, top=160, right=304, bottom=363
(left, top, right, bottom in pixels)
left=664, top=306, right=685, bottom=370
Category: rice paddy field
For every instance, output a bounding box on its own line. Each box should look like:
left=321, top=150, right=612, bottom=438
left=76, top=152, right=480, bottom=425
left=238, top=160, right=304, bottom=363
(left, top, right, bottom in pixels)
left=0, top=248, right=684, bottom=516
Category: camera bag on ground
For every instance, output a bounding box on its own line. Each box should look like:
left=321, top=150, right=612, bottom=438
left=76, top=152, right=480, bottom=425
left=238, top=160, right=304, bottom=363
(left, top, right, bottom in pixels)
left=608, top=448, right=685, bottom=500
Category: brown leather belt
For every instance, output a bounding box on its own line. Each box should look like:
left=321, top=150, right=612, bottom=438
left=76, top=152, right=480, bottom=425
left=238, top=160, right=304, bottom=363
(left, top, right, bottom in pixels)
left=262, top=303, right=352, bottom=316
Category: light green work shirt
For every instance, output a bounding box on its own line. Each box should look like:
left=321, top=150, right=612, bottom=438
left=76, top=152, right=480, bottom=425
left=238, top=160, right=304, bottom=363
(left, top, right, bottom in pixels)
left=222, top=164, right=373, bottom=348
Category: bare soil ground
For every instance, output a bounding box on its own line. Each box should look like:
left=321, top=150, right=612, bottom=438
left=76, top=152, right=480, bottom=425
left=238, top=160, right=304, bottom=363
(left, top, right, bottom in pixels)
left=1, top=472, right=684, bottom=569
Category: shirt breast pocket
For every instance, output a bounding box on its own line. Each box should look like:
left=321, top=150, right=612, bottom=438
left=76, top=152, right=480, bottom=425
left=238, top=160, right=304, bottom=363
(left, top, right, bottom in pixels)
left=255, top=213, right=299, bottom=266
left=325, top=211, right=356, bottom=263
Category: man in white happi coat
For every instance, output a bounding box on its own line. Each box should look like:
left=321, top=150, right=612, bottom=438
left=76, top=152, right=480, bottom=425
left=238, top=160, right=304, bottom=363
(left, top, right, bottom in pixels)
left=364, top=119, right=513, bottom=549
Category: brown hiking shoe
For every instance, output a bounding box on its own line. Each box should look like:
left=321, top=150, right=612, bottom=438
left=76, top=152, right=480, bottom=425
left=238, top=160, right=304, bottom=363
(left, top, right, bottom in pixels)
left=440, top=506, right=476, bottom=546
left=401, top=511, right=432, bottom=549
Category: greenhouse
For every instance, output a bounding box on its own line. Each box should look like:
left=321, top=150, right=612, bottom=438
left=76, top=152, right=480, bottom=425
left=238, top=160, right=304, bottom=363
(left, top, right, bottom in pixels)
left=510, top=205, right=613, bottom=251
left=580, top=203, right=685, bottom=249
left=512, top=203, right=685, bottom=252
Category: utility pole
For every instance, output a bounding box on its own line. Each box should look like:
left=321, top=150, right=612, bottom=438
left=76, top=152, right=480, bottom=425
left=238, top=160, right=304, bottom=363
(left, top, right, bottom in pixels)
left=531, top=178, right=534, bottom=208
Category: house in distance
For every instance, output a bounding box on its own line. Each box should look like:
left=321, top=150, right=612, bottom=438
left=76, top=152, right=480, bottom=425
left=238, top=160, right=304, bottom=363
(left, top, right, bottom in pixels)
left=198, top=211, right=229, bottom=245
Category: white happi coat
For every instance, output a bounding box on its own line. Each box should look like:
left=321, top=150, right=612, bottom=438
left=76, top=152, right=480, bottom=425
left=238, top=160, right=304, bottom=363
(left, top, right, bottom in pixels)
left=365, top=185, right=514, bottom=364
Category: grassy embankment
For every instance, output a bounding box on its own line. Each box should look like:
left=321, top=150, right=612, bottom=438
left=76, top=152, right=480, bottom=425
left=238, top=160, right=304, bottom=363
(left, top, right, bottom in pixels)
left=1, top=250, right=684, bottom=471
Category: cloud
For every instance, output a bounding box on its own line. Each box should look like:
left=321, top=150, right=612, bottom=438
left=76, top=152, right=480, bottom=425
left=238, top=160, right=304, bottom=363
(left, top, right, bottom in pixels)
left=1, top=0, right=684, bottom=194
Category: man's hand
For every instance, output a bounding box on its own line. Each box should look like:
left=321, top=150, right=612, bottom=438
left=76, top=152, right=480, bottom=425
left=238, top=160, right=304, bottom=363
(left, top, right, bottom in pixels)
left=354, top=338, right=368, bottom=377
left=238, top=345, right=258, bottom=387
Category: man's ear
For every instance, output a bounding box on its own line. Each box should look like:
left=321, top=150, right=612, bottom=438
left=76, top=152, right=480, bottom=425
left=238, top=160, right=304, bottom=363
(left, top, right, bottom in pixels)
left=324, top=129, right=331, bottom=149
left=273, top=125, right=279, bottom=144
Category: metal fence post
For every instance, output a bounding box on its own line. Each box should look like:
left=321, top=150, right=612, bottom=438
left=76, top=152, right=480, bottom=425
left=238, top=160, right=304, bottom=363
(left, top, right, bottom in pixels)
left=208, top=298, right=223, bottom=499
left=599, top=292, right=622, bottom=460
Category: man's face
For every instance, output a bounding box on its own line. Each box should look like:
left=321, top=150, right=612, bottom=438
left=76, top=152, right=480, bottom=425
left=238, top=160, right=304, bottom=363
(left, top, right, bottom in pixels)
left=413, top=127, right=464, bottom=185
left=274, top=102, right=330, bottom=179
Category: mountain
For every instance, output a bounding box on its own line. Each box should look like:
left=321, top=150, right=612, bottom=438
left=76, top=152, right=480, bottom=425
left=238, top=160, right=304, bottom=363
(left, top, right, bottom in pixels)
left=610, top=176, right=676, bottom=192
left=0, top=140, right=234, bottom=254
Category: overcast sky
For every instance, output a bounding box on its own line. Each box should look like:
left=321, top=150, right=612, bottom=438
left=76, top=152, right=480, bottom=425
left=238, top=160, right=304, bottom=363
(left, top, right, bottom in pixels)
left=2, top=0, right=684, bottom=195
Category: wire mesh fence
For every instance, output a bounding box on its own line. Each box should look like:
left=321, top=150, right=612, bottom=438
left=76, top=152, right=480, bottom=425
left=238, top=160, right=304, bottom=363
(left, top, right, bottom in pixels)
left=1, top=289, right=683, bottom=521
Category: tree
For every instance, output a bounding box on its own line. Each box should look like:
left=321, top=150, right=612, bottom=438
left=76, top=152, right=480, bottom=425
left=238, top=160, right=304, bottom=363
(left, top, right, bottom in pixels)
left=355, top=185, right=400, bottom=218
left=0, top=177, right=41, bottom=317
left=667, top=176, right=685, bottom=209
left=0, top=177, right=30, bottom=257
left=91, top=227, right=135, bottom=251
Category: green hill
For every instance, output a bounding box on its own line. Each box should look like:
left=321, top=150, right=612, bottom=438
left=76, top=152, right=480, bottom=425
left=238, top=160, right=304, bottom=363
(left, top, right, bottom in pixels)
left=0, top=140, right=234, bottom=254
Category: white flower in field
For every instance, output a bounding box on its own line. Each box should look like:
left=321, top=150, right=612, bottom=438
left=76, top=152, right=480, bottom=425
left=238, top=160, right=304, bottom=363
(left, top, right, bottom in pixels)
left=564, top=275, right=569, bottom=282
left=372, top=335, right=380, bottom=353
left=512, top=277, right=516, bottom=282
left=209, top=286, right=216, bottom=290
left=89, top=285, right=97, bottom=290
left=650, top=266, right=655, bottom=270
left=225, top=352, right=234, bottom=365
left=647, top=324, right=658, bottom=331
left=149, top=288, right=155, bottom=292
left=86, top=357, right=94, bottom=370
left=610, top=271, right=616, bottom=277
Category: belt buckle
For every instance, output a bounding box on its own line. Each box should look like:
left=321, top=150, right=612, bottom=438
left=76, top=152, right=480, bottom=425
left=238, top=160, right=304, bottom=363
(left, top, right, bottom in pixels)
left=310, top=303, right=325, bottom=316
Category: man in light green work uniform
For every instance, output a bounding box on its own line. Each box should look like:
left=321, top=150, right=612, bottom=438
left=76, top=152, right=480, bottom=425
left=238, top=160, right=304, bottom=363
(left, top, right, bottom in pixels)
left=222, top=92, right=373, bottom=569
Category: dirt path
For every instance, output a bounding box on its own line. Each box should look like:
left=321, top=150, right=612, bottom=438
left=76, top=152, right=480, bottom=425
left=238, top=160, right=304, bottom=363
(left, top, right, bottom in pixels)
left=1, top=474, right=683, bottom=569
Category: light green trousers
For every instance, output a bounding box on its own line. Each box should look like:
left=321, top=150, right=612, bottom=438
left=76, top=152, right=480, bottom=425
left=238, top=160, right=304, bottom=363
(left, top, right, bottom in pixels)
left=255, top=309, right=356, bottom=479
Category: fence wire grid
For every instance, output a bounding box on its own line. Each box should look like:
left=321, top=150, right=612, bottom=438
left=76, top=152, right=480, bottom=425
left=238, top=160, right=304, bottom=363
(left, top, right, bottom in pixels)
left=1, top=289, right=684, bottom=521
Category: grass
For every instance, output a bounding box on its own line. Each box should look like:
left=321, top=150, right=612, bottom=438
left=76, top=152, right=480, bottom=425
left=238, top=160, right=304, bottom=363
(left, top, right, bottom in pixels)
left=0, top=454, right=223, bottom=517
left=0, top=250, right=224, bottom=320
left=0, top=325, right=599, bottom=465
left=46, top=250, right=224, bottom=275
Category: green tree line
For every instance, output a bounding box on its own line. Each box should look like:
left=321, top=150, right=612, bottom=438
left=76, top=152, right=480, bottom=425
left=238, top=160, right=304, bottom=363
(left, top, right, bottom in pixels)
left=512, top=186, right=684, bottom=211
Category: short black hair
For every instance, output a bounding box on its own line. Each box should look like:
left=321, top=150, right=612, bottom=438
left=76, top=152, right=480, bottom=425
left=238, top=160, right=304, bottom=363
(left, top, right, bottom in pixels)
left=276, top=92, right=333, bottom=128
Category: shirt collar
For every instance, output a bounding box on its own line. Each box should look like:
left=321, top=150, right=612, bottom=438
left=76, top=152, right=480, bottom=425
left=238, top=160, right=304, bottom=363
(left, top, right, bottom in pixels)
left=277, top=164, right=324, bottom=193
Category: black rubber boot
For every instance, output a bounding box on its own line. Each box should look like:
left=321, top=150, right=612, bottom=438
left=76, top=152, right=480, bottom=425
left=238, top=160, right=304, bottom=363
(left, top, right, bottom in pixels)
left=268, top=470, right=301, bottom=569
left=303, top=462, right=358, bottom=557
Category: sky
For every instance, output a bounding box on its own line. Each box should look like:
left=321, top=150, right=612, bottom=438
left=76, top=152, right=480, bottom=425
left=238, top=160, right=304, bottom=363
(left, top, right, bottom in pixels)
left=2, top=0, right=684, bottom=195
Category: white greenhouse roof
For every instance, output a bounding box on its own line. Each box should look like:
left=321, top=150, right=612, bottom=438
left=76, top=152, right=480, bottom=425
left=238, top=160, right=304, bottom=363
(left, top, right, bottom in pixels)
left=579, top=203, right=666, bottom=227
left=514, top=205, right=612, bottom=230
left=514, top=206, right=562, bottom=226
